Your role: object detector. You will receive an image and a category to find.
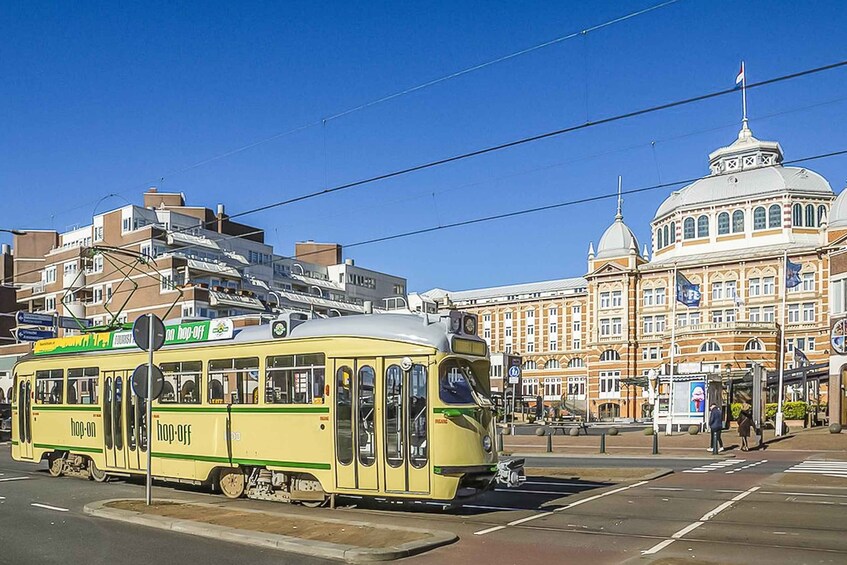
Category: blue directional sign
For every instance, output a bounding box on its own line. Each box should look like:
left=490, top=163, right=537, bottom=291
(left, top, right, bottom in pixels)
left=17, top=328, right=56, bottom=342
left=58, top=316, right=92, bottom=330
left=16, top=311, right=55, bottom=327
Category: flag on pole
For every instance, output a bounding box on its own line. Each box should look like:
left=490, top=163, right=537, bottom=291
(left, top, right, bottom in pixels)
left=676, top=272, right=701, bottom=307
left=786, top=259, right=802, bottom=289
left=731, top=287, right=744, bottom=308
left=794, top=347, right=809, bottom=367
left=735, top=62, right=745, bottom=86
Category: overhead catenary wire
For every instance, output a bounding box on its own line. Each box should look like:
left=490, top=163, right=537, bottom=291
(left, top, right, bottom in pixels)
left=26, top=0, right=683, bottom=227
left=9, top=59, right=847, bottom=285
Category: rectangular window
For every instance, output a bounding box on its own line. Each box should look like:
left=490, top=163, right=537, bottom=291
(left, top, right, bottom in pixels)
left=572, top=338, right=581, bottom=350
left=45, top=296, right=56, bottom=311
left=711, top=282, right=723, bottom=300
left=549, top=323, right=558, bottom=335
left=35, top=369, right=63, bottom=404
left=505, top=312, right=512, bottom=321
left=788, top=304, right=800, bottom=323
left=265, top=354, right=325, bottom=404
left=802, top=302, right=815, bottom=322
left=599, top=371, right=621, bottom=399
left=749, top=278, right=761, bottom=297
left=526, top=325, right=534, bottom=336
left=526, top=342, right=535, bottom=353
left=600, top=292, right=610, bottom=309
left=505, top=327, right=512, bottom=338
left=567, top=377, right=586, bottom=399
left=612, top=318, right=622, bottom=335
left=67, top=367, right=99, bottom=404
left=611, top=291, right=622, bottom=307
left=725, top=309, right=736, bottom=323
left=600, top=319, right=610, bottom=336
left=572, top=320, right=581, bottom=332
left=656, top=288, right=666, bottom=305
left=655, top=315, right=666, bottom=332
left=763, top=306, right=775, bottom=322
left=44, top=266, right=57, bottom=284
left=160, top=361, right=202, bottom=404
left=643, top=289, right=654, bottom=306
left=572, top=305, right=582, bottom=315
left=548, top=307, right=558, bottom=319
left=483, top=328, right=491, bottom=339
left=690, top=312, right=701, bottom=326
left=763, top=276, right=775, bottom=295
left=92, top=286, right=103, bottom=304
left=208, top=358, right=260, bottom=404
left=802, top=273, right=815, bottom=292
left=749, top=307, right=761, bottom=322
left=643, top=316, right=653, bottom=334
left=549, top=340, right=558, bottom=351
left=725, top=280, right=737, bottom=298
left=711, top=310, right=723, bottom=323
left=808, top=337, right=815, bottom=351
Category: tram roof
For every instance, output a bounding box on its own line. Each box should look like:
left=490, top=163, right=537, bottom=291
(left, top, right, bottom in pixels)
left=235, top=313, right=455, bottom=352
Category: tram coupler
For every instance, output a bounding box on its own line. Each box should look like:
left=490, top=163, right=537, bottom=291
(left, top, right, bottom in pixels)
left=495, top=458, right=526, bottom=488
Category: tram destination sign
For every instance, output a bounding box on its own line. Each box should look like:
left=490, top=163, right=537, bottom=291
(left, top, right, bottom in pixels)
left=33, top=319, right=235, bottom=356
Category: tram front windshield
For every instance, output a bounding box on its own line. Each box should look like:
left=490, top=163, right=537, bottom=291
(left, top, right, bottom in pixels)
left=439, top=358, right=491, bottom=406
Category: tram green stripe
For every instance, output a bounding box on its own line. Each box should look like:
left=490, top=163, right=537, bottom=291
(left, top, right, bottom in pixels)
left=34, top=443, right=103, bottom=454
left=153, top=406, right=329, bottom=414
left=33, top=405, right=100, bottom=412
left=151, top=451, right=331, bottom=470
left=11, top=440, right=19, bottom=446
left=432, top=407, right=477, bottom=415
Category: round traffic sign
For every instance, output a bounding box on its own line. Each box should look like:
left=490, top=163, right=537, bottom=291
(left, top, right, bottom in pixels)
left=132, top=314, right=166, bottom=352
left=131, top=364, right=165, bottom=400
left=508, top=365, right=522, bottom=379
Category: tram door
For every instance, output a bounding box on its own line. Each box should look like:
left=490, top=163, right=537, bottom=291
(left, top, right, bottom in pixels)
left=103, top=371, right=145, bottom=471
left=334, top=359, right=379, bottom=491
left=16, top=375, right=34, bottom=460
left=382, top=359, right=430, bottom=495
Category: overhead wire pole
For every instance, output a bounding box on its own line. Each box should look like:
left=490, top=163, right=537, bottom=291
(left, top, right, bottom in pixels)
left=776, top=250, right=788, bottom=436
left=668, top=265, right=677, bottom=435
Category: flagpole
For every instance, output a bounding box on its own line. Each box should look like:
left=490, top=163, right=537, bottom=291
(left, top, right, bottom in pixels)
left=668, top=265, right=677, bottom=436
left=776, top=250, right=787, bottom=436
left=741, top=61, right=748, bottom=127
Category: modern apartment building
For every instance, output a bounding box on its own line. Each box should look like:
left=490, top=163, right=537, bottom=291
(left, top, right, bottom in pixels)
left=12, top=189, right=407, bottom=335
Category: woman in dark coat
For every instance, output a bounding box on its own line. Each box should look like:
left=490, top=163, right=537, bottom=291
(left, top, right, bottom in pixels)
left=737, top=404, right=753, bottom=451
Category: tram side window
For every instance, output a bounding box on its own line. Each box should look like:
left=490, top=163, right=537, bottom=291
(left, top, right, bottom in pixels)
left=67, top=367, right=99, bottom=404
left=160, top=361, right=202, bottom=404
left=35, top=369, right=63, bottom=404
left=208, top=358, right=259, bottom=404
left=265, top=353, right=325, bottom=404
left=439, top=359, right=489, bottom=405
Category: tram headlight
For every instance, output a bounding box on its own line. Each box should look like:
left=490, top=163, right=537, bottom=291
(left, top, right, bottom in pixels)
left=482, top=434, right=492, bottom=452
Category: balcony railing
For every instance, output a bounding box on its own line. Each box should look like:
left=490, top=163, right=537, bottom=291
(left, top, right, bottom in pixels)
left=666, top=321, right=777, bottom=336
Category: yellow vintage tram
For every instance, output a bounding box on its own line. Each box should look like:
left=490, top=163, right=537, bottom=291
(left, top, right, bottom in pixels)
left=11, top=311, right=523, bottom=504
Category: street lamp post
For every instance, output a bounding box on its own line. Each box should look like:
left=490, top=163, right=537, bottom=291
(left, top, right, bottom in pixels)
left=0, top=229, right=27, bottom=236
left=648, top=369, right=659, bottom=434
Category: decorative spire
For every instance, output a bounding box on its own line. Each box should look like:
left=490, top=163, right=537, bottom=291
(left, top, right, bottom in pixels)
left=616, top=176, right=623, bottom=220
left=643, top=243, right=650, bottom=258
left=588, top=241, right=595, bottom=259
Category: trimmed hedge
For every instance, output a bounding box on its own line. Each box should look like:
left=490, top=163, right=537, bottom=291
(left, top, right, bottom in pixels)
left=731, top=401, right=816, bottom=421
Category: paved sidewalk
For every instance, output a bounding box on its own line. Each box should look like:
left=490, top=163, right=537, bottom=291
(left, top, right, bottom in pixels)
left=503, top=425, right=845, bottom=457
left=85, top=499, right=457, bottom=563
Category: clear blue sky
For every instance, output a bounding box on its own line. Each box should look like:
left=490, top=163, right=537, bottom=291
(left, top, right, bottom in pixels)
left=2, top=1, right=846, bottom=292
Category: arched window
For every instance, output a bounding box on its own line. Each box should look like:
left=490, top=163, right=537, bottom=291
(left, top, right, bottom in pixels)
left=768, top=204, right=781, bottom=228
left=683, top=217, right=695, bottom=239
left=732, top=210, right=744, bottom=233
left=524, top=360, right=537, bottom=370
left=598, top=403, right=620, bottom=420
left=717, top=212, right=730, bottom=235
left=599, top=349, right=620, bottom=362
left=819, top=205, right=827, bottom=224
left=744, top=339, right=764, bottom=351
left=753, top=207, right=766, bottom=230
left=669, top=221, right=676, bottom=243
left=567, top=357, right=584, bottom=368
left=545, top=359, right=560, bottom=369
left=699, top=340, right=722, bottom=352
left=805, top=204, right=816, bottom=227
left=657, top=228, right=663, bottom=249
left=792, top=203, right=803, bottom=226
left=697, top=215, right=709, bottom=238
left=663, top=225, right=669, bottom=248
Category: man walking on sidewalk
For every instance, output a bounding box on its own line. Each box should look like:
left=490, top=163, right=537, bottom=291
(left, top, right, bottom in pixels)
left=708, top=403, right=724, bottom=452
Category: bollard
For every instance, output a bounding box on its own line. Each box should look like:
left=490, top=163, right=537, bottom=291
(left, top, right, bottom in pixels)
left=497, top=431, right=504, bottom=452
left=652, top=432, right=659, bottom=455
left=546, top=432, right=553, bottom=453
left=600, top=432, right=606, bottom=454
left=712, top=432, right=718, bottom=455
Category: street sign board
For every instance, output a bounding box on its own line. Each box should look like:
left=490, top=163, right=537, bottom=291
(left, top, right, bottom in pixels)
left=16, top=311, right=54, bottom=326
left=131, top=364, right=164, bottom=400
left=507, top=364, right=522, bottom=383
left=57, top=316, right=92, bottom=330
left=132, top=314, right=166, bottom=352
left=17, top=328, right=55, bottom=342
left=506, top=354, right=523, bottom=385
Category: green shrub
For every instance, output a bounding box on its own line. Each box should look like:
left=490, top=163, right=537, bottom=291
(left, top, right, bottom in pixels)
left=643, top=427, right=654, bottom=436
left=731, top=403, right=742, bottom=420
left=764, top=402, right=807, bottom=420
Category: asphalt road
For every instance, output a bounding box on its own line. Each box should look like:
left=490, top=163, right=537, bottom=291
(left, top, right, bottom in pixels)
left=1, top=443, right=846, bottom=564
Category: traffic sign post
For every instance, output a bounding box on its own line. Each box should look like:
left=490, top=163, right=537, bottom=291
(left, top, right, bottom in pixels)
left=133, top=313, right=166, bottom=506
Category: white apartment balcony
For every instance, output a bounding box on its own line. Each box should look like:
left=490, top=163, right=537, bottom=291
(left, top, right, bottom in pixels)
left=62, top=300, right=86, bottom=319
left=63, top=270, right=86, bottom=290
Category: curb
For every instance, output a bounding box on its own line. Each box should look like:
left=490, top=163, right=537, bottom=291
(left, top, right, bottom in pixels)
left=511, top=452, right=736, bottom=461
left=84, top=499, right=457, bottom=563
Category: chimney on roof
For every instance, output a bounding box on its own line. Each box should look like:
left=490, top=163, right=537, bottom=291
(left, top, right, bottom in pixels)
left=217, top=204, right=225, bottom=216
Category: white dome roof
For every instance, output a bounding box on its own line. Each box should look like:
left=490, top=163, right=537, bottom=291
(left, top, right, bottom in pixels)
left=654, top=126, right=833, bottom=220
left=596, top=212, right=639, bottom=259
left=830, top=188, right=847, bottom=228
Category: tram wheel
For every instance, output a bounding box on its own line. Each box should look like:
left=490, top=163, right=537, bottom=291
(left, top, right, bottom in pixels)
left=47, top=453, right=64, bottom=477
left=218, top=468, right=245, bottom=499
left=298, top=496, right=327, bottom=508
left=88, top=459, right=109, bottom=483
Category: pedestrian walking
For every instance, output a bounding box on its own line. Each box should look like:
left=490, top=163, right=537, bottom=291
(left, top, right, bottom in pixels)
left=708, top=403, right=724, bottom=452
left=737, top=404, right=753, bottom=451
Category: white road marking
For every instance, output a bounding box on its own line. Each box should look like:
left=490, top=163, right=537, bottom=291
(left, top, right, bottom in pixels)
left=31, top=503, right=69, bottom=512
left=0, top=476, right=29, bottom=482
left=640, top=486, right=759, bottom=556
left=760, top=490, right=847, bottom=499
left=463, top=504, right=533, bottom=512
left=524, top=480, right=606, bottom=487
left=784, top=460, right=847, bottom=478
left=726, top=459, right=767, bottom=474
left=474, top=480, right=649, bottom=536
left=496, top=488, right=579, bottom=495
left=684, top=460, right=744, bottom=474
